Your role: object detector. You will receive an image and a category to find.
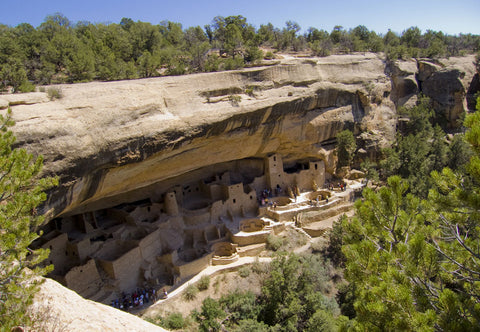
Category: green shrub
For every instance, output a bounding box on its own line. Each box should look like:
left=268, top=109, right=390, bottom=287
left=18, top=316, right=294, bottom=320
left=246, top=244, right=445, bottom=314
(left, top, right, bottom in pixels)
left=266, top=234, right=284, bottom=251
left=229, top=94, right=241, bottom=106
left=196, top=297, right=225, bottom=331
left=238, top=265, right=251, bottom=278
left=305, top=309, right=336, bottom=332
left=47, top=87, right=63, bottom=100
left=325, top=215, right=347, bottom=267
left=18, top=81, right=35, bottom=93
left=197, top=275, right=210, bottom=291
left=264, top=51, right=275, bottom=60
left=205, top=54, right=221, bottom=72
left=219, top=291, right=260, bottom=326
left=166, top=60, right=187, bottom=76
left=251, top=258, right=268, bottom=274
left=143, top=316, right=159, bottom=325
left=221, top=57, right=244, bottom=70
left=233, top=319, right=271, bottom=332
left=183, top=284, right=199, bottom=301
left=162, top=312, right=185, bottom=330
left=244, top=46, right=263, bottom=63
left=336, top=129, right=356, bottom=169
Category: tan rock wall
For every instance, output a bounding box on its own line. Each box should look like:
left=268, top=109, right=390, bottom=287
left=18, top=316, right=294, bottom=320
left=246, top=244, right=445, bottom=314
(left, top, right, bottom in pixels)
left=240, top=219, right=265, bottom=232
left=64, top=259, right=101, bottom=298
left=31, top=278, right=167, bottom=332
left=139, top=228, right=163, bottom=259
left=72, top=237, right=95, bottom=261
left=100, top=246, right=142, bottom=291
left=231, top=232, right=270, bottom=246
left=4, top=54, right=475, bottom=221
left=174, top=253, right=213, bottom=281
left=42, top=232, right=70, bottom=275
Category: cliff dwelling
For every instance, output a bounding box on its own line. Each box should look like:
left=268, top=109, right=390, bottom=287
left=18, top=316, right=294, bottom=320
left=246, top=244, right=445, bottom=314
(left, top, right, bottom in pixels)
left=34, top=154, right=359, bottom=304
left=5, top=53, right=476, bottom=308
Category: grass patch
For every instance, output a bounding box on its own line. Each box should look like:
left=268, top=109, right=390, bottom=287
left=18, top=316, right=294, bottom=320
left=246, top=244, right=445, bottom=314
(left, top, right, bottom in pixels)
left=47, top=87, right=63, bottom=100
left=229, top=94, right=241, bottom=106
left=183, top=284, right=199, bottom=301
left=264, top=51, right=275, bottom=60
left=213, top=277, right=221, bottom=294
left=238, top=265, right=251, bottom=278
left=310, top=237, right=328, bottom=253
left=251, top=258, right=268, bottom=274
left=18, top=81, right=35, bottom=93
left=266, top=234, right=284, bottom=251
left=197, top=275, right=210, bottom=291
left=145, top=312, right=193, bottom=330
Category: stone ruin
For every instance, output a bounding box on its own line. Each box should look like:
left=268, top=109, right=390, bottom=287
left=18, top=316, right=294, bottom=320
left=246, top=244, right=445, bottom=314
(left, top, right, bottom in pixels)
left=33, top=153, right=358, bottom=304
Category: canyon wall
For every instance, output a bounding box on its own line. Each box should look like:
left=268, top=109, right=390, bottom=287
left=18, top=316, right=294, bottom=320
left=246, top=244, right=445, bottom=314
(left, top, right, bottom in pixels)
left=1, top=53, right=477, bottom=220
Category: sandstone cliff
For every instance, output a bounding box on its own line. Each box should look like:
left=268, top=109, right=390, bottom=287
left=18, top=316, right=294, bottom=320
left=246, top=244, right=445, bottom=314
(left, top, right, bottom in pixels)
left=1, top=53, right=477, bottom=219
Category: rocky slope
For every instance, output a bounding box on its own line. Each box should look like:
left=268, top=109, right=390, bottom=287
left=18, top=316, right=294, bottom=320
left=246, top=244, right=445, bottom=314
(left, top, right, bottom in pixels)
left=1, top=53, right=477, bottom=220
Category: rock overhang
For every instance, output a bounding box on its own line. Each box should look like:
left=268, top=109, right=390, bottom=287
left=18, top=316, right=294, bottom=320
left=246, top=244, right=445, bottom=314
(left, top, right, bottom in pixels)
left=4, top=53, right=476, bottom=219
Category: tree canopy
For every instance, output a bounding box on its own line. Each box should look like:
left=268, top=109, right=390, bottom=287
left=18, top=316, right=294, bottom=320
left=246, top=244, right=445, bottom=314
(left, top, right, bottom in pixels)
left=179, top=252, right=345, bottom=331
left=0, top=108, right=57, bottom=330
left=338, top=97, right=480, bottom=330
left=0, top=13, right=478, bottom=92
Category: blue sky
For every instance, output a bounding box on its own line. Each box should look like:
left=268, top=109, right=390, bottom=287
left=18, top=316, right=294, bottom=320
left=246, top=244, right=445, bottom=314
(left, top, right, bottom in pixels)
left=1, top=0, right=479, bottom=35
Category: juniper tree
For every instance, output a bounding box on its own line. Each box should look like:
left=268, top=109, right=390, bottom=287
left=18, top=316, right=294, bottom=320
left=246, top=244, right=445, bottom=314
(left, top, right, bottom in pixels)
left=0, top=108, right=57, bottom=330
left=336, top=129, right=356, bottom=169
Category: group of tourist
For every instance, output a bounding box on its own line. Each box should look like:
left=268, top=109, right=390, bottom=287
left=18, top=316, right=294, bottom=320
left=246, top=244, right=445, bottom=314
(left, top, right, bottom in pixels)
left=110, top=287, right=167, bottom=311
left=261, top=188, right=273, bottom=199
left=259, top=181, right=348, bottom=210
left=260, top=188, right=274, bottom=207
left=325, top=180, right=346, bottom=191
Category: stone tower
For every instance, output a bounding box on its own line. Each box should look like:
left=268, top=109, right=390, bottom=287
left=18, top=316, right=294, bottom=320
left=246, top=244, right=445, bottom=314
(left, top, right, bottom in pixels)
left=164, top=191, right=179, bottom=216
left=265, top=154, right=284, bottom=190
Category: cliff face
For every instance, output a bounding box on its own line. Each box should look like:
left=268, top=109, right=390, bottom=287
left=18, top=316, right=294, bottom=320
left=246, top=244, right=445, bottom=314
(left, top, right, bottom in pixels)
left=388, top=56, right=478, bottom=123
left=1, top=53, right=477, bottom=219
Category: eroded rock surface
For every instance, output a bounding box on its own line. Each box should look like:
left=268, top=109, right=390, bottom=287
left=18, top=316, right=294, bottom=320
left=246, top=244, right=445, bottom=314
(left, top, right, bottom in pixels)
left=30, top=277, right=166, bottom=331
left=6, top=54, right=476, bottom=218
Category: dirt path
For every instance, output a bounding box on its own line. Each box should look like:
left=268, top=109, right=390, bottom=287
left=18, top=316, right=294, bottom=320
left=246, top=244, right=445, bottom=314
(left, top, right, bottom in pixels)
left=159, top=256, right=270, bottom=303
left=140, top=256, right=271, bottom=319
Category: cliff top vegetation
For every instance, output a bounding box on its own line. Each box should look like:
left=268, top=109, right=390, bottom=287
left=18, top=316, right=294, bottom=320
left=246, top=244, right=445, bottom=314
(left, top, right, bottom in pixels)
left=1, top=13, right=479, bottom=92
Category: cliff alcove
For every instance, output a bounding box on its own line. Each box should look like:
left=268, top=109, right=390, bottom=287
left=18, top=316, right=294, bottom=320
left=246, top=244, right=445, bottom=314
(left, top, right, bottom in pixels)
left=3, top=53, right=477, bottom=306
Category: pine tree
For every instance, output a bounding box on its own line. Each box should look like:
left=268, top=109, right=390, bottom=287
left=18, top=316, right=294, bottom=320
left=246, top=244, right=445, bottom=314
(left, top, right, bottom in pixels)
left=342, top=98, right=480, bottom=330
left=342, top=176, right=437, bottom=330
left=0, top=108, right=57, bottom=330
left=425, top=98, right=480, bottom=329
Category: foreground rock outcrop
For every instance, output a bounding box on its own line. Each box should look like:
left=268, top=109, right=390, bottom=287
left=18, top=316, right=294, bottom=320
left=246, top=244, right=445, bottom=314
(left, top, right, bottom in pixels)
left=29, top=278, right=166, bottom=331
